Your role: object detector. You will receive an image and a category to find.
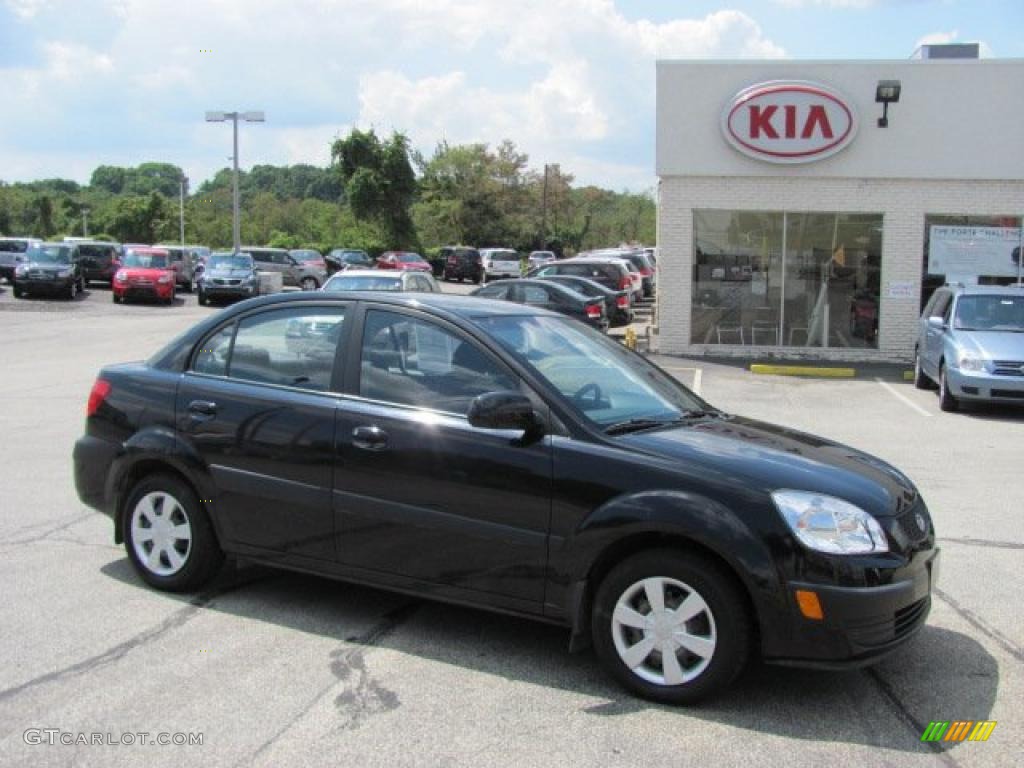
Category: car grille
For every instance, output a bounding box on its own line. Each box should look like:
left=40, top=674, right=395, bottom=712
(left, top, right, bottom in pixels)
left=213, top=278, right=241, bottom=285
left=992, top=361, right=1024, bottom=376
left=28, top=270, right=52, bottom=279
left=847, top=596, right=930, bottom=649
left=129, top=277, right=153, bottom=285
left=991, top=389, right=1024, bottom=399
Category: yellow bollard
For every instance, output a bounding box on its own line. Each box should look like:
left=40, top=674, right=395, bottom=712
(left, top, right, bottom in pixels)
left=624, top=326, right=637, bottom=350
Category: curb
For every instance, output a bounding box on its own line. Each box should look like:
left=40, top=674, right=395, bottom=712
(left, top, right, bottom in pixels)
left=750, top=364, right=855, bottom=378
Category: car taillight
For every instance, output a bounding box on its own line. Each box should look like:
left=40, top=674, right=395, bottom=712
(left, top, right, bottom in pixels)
left=616, top=294, right=630, bottom=309
left=87, top=379, right=111, bottom=417
left=640, top=267, right=652, bottom=277
left=619, top=276, right=631, bottom=290
left=585, top=302, right=602, bottom=319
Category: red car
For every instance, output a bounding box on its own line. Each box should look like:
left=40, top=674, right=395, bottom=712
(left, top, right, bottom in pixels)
left=112, top=247, right=177, bottom=305
left=377, top=251, right=432, bottom=272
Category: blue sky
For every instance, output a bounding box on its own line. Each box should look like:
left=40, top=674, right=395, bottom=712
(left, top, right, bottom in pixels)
left=1, top=0, right=1020, bottom=192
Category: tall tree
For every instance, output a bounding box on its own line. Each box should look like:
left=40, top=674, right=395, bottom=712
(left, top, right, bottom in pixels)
left=331, top=129, right=418, bottom=249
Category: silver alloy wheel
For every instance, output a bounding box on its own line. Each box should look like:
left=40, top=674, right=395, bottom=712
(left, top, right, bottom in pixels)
left=130, top=491, right=193, bottom=577
left=611, top=576, right=717, bottom=686
left=301, top=277, right=317, bottom=291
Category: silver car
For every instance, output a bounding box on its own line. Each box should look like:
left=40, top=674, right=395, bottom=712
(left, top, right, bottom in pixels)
left=0, top=237, right=42, bottom=284
left=321, top=269, right=441, bottom=293
left=245, top=246, right=327, bottom=290
left=914, top=283, right=1024, bottom=411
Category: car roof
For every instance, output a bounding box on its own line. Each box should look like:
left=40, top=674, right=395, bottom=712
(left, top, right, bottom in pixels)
left=226, top=289, right=556, bottom=319
left=326, top=270, right=401, bottom=278
left=127, top=247, right=170, bottom=255
left=945, top=283, right=1024, bottom=297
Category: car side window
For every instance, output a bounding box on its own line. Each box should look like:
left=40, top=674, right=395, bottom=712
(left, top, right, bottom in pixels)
left=927, top=291, right=949, bottom=318
left=476, top=284, right=510, bottom=300
left=359, top=310, right=517, bottom=416
left=226, top=307, right=346, bottom=392
left=192, top=324, right=236, bottom=376
left=522, top=285, right=549, bottom=305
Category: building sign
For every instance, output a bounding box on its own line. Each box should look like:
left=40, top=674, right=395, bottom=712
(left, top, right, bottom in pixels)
left=721, top=81, right=857, bottom=164
left=929, top=225, right=1022, bottom=277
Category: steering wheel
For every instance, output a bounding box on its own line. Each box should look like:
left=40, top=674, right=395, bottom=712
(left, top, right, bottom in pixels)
left=571, top=382, right=605, bottom=409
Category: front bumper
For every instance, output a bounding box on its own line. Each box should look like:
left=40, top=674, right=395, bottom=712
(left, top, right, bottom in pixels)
left=114, top=281, right=174, bottom=300
left=73, top=434, right=119, bottom=518
left=767, top=548, right=939, bottom=669
left=16, top=276, right=75, bottom=293
left=201, top=282, right=257, bottom=298
left=946, top=367, right=1024, bottom=402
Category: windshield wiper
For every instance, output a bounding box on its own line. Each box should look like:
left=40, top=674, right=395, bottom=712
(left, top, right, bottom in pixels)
left=604, top=418, right=676, bottom=435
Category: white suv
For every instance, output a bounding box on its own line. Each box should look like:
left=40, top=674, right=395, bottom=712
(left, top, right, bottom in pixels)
left=479, top=248, right=520, bottom=282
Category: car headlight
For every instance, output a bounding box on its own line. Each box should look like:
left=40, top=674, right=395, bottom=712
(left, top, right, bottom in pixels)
left=114, top=270, right=127, bottom=282
left=771, top=490, right=888, bottom=555
left=56, top=268, right=72, bottom=277
left=957, top=354, right=986, bottom=372
left=157, top=275, right=172, bottom=284
left=15, top=265, right=28, bottom=276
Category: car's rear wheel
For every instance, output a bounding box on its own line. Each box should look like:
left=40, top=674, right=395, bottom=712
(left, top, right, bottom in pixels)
left=913, top=349, right=931, bottom=389
left=66, top=280, right=77, bottom=300
left=592, top=549, right=750, bottom=704
left=123, top=473, right=223, bottom=591
left=938, top=362, right=959, bottom=412
left=301, top=276, right=318, bottom=291
left=198, top=290, right=208, bottom=306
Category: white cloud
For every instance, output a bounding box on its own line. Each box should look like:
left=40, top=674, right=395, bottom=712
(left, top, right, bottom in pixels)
left=1, top=0, right=786, bottom=192
left=915, top=29, right=959, bottom=47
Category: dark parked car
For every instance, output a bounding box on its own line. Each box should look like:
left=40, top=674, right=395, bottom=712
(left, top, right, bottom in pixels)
left=197, top=252, right=260, bottom=305
left=13, top=242, right=85, bottom=299
left=77, top=241, right=123, bottom=285
left=437, top=246, right=481, bottom=283
left=536, top=274, right=633, bottom=328
left=325, top=249, right=373, bottom=274
left=472, top=278, right=609, bottom=332
left=74, top=293, right=938, bottom=704
left=529, top=258, right=634, bottom=295
left=1, top=237, right=42, bottom=284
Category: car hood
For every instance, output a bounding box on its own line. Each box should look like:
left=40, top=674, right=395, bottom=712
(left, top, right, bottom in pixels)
left=121, top=267, right=172, bottom=278
left=618, top=416, right=918, bottom=518
left=206, top=268, right=254, bottom=279
left=951, top=330, right=1024, bottom=361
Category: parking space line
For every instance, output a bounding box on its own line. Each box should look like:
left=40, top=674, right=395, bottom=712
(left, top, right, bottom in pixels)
left=875, top=378, right=931, bottom=417
left=660, top=365, right=702, bottom=395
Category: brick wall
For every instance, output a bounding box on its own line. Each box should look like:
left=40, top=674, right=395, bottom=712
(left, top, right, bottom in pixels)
left=655, top=176, right=1024, bottom=362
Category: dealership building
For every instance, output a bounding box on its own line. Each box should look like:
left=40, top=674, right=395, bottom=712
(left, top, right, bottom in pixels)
left=655, top=52, right=1024, bottom=361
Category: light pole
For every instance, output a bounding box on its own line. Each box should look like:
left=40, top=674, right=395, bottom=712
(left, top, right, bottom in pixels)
left=204, top=110, right=265, bottom=252
left=179, top=174, right=187, bottom=252
left=82, top=207, right=89, bottom=238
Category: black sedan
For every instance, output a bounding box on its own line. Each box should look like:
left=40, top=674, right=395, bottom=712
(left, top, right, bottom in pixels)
left=13, top=243, right=85, bottom=299
left=471, top=278, right=609, bottom=333
left=73, top=292, right=937, bottom=704
left=197, top=252, right=260, bottom=305
left=534, top=274, right=633, bottom=328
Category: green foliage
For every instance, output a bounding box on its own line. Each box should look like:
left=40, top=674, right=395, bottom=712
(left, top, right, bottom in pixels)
left=331, top=129, right=419, bottom=249
left=0, top=139, right=655, bottom=256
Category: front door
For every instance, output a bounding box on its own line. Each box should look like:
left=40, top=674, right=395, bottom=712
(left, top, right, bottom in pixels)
left=333, top=307, right=552, bottom=604
left=177, top=304, right=350, bottom=560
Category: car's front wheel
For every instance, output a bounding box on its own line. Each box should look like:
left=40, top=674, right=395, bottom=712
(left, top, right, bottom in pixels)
left=938, top=362, right=959, bottom=412
left=592, top=549, right=750, bottom=704
left=123, top=473, right=223, bottom=591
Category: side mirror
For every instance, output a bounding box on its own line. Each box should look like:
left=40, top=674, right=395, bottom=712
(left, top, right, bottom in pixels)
left=468, top=391, right=543, bottom=436
left=927, top=316, right=946, bottom=330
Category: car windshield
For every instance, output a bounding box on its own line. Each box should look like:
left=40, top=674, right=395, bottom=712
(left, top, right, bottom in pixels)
left=323, top=275, right=402, bottom=291
left=124, top=252, right=168, bottom=268
left=491, top=251, right=516, bottom=259
left=473, top=314, right=708, bottom=429
left=954, top=294, right=1024, bottom=332
left=209, top=254, right=253, bottom=270
left=27, top=245, right=70, bottom=264
left=342, top=252, right=369, bottom=262
left=397, top=253, right=424, bottom=263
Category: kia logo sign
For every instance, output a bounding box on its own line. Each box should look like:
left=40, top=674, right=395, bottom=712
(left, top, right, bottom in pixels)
left=721, top=81, right=858, bottom=164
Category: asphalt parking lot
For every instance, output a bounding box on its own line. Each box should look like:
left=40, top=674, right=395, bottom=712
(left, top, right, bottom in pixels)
left=0, top=282, right=1021, bottom=768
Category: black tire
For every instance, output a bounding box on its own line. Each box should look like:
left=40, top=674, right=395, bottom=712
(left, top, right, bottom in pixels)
left=123, top=473, right=223, bottom=592
left=198, top=291, right=208, bottom=306
left=591, top=548, right=751, bottom=705
left=112, top=293, right=122, bottom=304
left=301, top=277, right=318, bottom=291
left=913, top=349, right=931, bottom=390
left=938, top=362, right=959, bottom=412
left=66, top=280, right=76, bottom=300
left=13, top=285, right=23, bottom=298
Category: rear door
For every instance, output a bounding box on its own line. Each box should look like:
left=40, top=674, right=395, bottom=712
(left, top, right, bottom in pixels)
left=177, top=303, right=350, bottom=560
left=332, top=306, right=552, bottom=604
left=923, top=291, right=952, bottom=374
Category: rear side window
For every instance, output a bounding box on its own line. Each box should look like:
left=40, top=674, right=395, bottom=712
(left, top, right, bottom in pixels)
left=930, top=292, right=952, bottom=319
left=226, top=307, right=346, bottom=391
left=475, top=284, right=510, bottom=300
left=522, top=285, right=550, bottom=304
left=359, top=310, right=517, bottom=415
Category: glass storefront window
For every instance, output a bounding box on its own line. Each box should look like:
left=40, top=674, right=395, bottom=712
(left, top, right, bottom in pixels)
left=922, top=214, right=1023, bottom=311
left=693, top=210, right=883, bottom=348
